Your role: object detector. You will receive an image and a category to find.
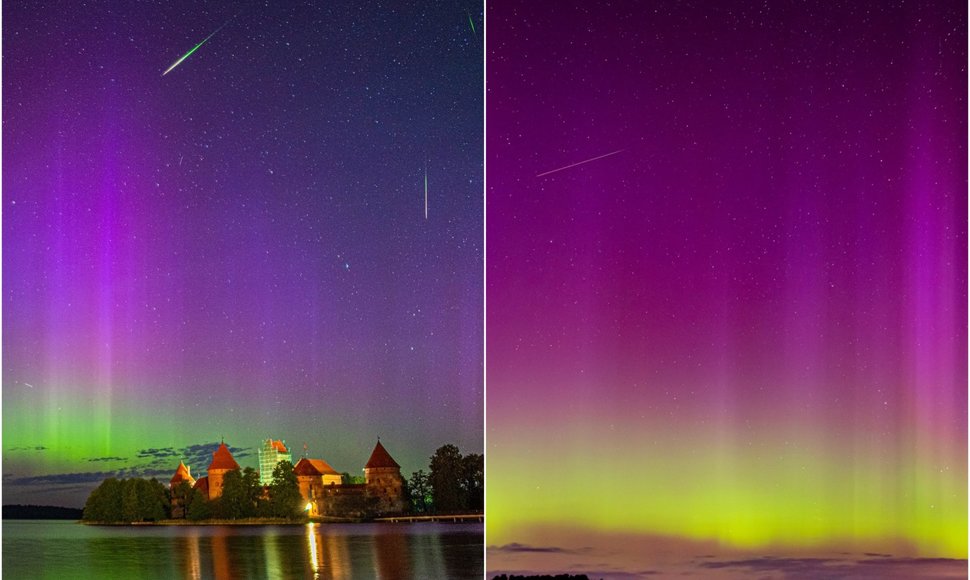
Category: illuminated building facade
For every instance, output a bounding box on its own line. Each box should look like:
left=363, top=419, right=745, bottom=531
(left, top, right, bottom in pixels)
left=257, top=438, right=292, bottom=486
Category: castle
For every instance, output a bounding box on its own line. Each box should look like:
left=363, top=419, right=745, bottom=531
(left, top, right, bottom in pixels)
left=170, top=438, right=405, bottom=519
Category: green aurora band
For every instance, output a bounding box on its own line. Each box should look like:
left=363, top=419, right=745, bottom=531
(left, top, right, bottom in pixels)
left=487, top=410, right=967, bottom=558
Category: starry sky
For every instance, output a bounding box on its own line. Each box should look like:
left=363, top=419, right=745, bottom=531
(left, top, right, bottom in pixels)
left=3, top=0, right=483, bottom=507
left=486, top=0, right=967, bottom=575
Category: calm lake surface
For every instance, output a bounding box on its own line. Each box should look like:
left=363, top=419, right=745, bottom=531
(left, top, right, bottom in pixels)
left=3, top=520, right=483, bottom=579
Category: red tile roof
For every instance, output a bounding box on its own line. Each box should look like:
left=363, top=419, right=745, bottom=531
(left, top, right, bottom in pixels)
left=208, top=442, right=241, bottom=471
left=308, top=458, right=339, bottom=475
left=193, top=476, right=209, bottom=496
left=294, top=457, right=340, bottom=476
left=293, top=457, right=320, bottom=476
left=271, top=440, right=288, bottom=453
left=170, top=461, right=194, bottom=485
left=365, top=440, right=400, bottom=469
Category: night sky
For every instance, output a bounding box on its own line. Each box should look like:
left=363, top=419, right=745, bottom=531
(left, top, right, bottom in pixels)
left=3, top=0, right=483, bottom=507
left=486, top=0, right=966, bottom=575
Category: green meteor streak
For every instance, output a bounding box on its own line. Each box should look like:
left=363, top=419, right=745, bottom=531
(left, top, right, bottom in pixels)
left=468, top=14, right=476, bottom=35
left=162, top=21, right=228, bottom=76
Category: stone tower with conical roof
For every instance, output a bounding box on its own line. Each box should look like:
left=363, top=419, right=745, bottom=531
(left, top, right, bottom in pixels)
left=207, top=441, right=241, bottom=500
left=364, top=440, right=405, bottom=514
left=169, top=460, right=197, bottom=519
left=170, top=460, right=196, bottom=490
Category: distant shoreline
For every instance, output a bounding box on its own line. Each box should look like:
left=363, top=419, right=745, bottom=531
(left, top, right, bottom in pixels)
left=3, top=505, right=83, bottom=520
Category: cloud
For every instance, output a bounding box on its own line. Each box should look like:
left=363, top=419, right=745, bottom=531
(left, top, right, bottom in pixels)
left=857, top=557, right=967, bottom=566
left=7, top=440, right=256, bottom=493
left=177, top=442, right=252, bottom=468
left=117, top=467, right=173, bottom=479
left=136, top=447, right=178, bottom=459
left=490, top=543, right=589, bottom=554
left=697, top=556, right=969, bottom=578
left=7, top=471, right=116, bottom=486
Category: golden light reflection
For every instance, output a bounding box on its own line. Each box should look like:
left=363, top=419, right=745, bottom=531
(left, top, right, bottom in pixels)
left=324, top=527, right=352, bottom=579
left=186, top=530, right=201, bottom=580
left=212, top=533, right=231, bottom=580
left=307, top=523, right=321, bottom=578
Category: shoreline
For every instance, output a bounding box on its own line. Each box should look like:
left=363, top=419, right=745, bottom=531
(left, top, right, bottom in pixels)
left=78, top=514, right=484, bottom=526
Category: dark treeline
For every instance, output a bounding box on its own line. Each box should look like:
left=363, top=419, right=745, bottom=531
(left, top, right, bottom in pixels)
left=82, top=478, right=169, bottom=522
left=491, top=575, right=593, bottom=580
left=407, top=444, right=483, bottom=514
left=83, top=461, right=303, bottom=523
left=3, top=505, right=84, bottom=520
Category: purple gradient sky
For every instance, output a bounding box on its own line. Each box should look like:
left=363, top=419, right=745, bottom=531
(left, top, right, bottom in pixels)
left=487, top=0, right=967, bottom=569
left=3, top=0, right=482, bottom=506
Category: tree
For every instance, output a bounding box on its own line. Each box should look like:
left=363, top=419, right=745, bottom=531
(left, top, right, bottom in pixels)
left=219, top=469, right=248, bottom=519
left=461, top=454, right=484, bottom=512
left=408, top=470, right=432, bottom=514
left=121, top=479, right=141, bottom=522
left=138, top=478, right=168, bottom=521
left=243, top=467, right=263, bottom=511
left=83, top=478, right=123, bottom=522
left=171, top=481, right=193, bottom=518
left=429, top=444, right=465, bottom=513
left=268, top=461, right=304, bottom=520
left=84, top=478, right=169, bottom=523
left=186, top=489, right=211, bottom=521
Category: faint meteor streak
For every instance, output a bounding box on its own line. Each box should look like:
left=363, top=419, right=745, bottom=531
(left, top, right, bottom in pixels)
left=424, top=166, right=428, bottom=219
left=162, top=20, right=230, bottom=76
left=468, top=13, right=476, bottom=35
left=536, top=149, right=625, bottom=177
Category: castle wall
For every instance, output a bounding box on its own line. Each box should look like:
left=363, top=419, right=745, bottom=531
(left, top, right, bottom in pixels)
left=208, top=469, right=228, bottom=500
left=365, top=467, right=405, bottom=514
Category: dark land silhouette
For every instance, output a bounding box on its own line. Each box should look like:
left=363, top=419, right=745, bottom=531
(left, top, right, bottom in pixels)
left=3, top=505, right=83, bottom=519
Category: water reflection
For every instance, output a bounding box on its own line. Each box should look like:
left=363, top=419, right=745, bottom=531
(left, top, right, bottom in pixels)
left=175, top=530, right=202, bottom=579
left=307, top=524, right=321, bottom=577
left=263, top=528, right=283, bottom=578
left=303, top=522, right=354, bottom=579
left=2, top=520, right=483, bottom=579
left=211, top=533, right=231, bottom=579
left=374, top=527, right=413, bottom=578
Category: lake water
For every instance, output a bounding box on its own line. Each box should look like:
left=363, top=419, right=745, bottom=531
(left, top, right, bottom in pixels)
left=3, top=520, right=483, bottom=579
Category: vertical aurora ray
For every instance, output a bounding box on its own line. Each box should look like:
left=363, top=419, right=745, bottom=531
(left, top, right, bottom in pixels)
left=486, top=0, right=966, bottom=571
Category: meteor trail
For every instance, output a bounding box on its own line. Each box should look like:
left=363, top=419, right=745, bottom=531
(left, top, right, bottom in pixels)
left=424, top=166, right=428, bottom=220
left=536, top=149, right=625, bottom=177
left=162, top=20, right=230, bottom=76
left=468, top=13, right=476, bottom=35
